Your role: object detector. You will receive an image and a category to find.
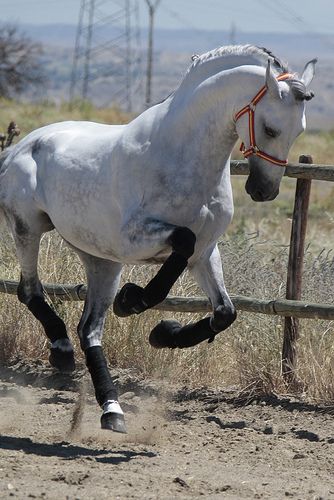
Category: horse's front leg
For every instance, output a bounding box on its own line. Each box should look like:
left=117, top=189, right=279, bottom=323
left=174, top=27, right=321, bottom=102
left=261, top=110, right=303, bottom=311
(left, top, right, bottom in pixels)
left=113, top=224, right=196, bottom=317
left=190, top=244, right=237, bottom=334
left=149, top=244, right=236, bottom=349
left=76, top=251, right=126, bottom=433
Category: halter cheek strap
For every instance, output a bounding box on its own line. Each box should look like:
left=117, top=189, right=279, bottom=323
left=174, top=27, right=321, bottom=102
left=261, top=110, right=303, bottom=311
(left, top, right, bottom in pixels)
left=234, top=73, right=294, bottom=167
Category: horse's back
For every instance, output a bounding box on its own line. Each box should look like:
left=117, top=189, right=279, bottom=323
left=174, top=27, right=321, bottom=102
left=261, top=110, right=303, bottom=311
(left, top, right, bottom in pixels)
left=0, top=120, right=124, bottom=192
left=0, top=121, right=125, bottom=241
left=3, top=121, right=123, bottom=163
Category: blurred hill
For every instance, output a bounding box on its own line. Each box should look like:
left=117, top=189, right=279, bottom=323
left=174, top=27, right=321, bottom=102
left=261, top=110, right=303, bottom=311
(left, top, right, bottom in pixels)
left=17, top=23, right=334, bottom=130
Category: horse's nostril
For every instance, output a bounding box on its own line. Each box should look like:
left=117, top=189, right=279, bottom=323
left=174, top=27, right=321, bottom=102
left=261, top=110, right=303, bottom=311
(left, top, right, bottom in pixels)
left=251, top=190, right=265, bottom=202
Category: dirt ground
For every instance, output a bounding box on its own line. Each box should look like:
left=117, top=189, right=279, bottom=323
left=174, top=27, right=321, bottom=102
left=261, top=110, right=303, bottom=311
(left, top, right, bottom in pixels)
left=0, top=361, right=334, bottom=499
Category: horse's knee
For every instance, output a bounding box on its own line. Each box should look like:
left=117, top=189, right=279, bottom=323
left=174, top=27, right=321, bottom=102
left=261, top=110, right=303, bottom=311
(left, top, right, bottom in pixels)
left=210, top=303, right=237, bottom=333
left=17, top=275, right=41, bottom=305
left=168, top=226, right=196, bottom=259
left=78, top=313, right=104, bottom=350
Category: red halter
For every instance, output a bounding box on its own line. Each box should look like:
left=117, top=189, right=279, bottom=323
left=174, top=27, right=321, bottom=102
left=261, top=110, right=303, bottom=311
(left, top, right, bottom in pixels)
left=234, top=73, right=294, bottom=167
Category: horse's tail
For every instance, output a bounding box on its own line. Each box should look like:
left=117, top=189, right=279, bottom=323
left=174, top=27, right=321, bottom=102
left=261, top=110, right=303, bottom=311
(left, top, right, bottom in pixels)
left=0, top=146, right=15, bottom=226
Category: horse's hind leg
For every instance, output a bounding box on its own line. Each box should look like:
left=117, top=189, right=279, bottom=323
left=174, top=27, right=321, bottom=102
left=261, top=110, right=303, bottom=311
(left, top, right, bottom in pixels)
left=75, top=251, right=125, bottom=433
left=149, top=244, right=236, bottom=349
left=9, top=215, right=75, bottom=371
left=113, top=225, right=196, bottom=317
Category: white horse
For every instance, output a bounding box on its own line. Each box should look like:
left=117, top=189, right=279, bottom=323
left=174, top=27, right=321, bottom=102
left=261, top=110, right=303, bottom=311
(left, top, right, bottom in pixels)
left=0, top=45, right=316, bottom=433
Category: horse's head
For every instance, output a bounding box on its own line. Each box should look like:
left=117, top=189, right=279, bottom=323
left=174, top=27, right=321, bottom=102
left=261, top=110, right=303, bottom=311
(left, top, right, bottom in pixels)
left=235, top=59, right=316, bottom=201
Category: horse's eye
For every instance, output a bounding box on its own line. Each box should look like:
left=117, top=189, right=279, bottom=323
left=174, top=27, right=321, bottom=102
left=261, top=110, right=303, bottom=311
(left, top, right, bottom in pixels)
left=264, top=125, right=279, bottom=138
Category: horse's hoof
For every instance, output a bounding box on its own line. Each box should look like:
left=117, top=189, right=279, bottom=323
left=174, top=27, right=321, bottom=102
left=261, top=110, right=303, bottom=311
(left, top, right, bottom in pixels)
left=113, top=282, right=146, bottom=317
left=101, top=412, right=127, bottom=433
left=49, top=347, right=76, bottom=373
left=149, top=320, right=182, bottom=349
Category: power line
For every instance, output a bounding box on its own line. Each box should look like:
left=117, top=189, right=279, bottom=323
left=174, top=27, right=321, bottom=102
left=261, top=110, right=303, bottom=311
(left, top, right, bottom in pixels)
left=69, top=0, right=143, bottom=111
left=256, top=0, right=334, bottom=50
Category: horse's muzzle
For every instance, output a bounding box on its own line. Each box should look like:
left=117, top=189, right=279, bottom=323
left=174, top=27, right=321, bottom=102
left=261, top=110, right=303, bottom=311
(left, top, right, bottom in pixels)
left=245, top=175, right=279, bottom=202
left=246, top=186, right=279, bottom=202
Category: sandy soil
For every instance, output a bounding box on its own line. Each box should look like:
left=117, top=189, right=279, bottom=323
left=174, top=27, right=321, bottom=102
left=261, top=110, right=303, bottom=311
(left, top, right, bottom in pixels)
left=0, top=360, right=334, bottom=499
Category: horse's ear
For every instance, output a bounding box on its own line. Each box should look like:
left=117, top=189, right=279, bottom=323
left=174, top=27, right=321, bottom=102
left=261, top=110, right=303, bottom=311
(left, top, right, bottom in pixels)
left=265, top=60, right=281, bottom=100
left=301, top=58, right=317, bottom=87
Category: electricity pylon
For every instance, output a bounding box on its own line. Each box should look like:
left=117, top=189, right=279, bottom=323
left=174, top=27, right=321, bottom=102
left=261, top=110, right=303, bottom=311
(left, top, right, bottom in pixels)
left=70, top=0, right=142, bottom=112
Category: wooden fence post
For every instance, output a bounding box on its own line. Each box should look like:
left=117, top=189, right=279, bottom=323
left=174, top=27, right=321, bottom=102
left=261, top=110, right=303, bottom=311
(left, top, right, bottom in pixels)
left=282, top=154, right=313, bottom=385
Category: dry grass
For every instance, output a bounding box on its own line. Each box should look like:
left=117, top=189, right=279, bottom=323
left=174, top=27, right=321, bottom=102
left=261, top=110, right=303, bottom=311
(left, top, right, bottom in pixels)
left=0, top=100, right=333, bottom=403
left=0, top=98, right=131, bottom=139
left=1, top=225, right=334, bottom=403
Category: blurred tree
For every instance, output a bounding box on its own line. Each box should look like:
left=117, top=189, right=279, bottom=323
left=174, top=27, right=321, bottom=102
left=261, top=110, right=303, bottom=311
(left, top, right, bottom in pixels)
left=0, top=25, right=44, bottom=98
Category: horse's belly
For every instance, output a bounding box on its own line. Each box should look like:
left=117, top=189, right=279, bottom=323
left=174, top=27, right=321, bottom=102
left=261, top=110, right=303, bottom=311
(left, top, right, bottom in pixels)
left=41, top=176, right=233, bottom=264
left=46, top=211, right=121, bottom=260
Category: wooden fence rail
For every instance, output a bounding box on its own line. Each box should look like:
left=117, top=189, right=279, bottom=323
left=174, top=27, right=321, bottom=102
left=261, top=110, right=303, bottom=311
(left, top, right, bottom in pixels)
left=1, top=279, right=334, bottom=320
left=231, top=159, right=334, bottom=181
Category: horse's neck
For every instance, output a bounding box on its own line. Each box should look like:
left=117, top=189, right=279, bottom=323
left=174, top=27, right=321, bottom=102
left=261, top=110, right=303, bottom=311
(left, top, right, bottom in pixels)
left=126, top=66, right=265, bottom=197
left=179, top=54, right=269, bottom=95
left=160, top=66, right=265, bottom=179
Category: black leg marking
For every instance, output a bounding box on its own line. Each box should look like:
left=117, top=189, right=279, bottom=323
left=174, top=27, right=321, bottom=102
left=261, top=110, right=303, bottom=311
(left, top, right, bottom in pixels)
left=27, top=297, right=75, bottom=372
left=48, top=342, right=76, bottom=373
left=113, top=226, right=196, bottom=317
left=149, top=318, right=214, bottom=348
left=210, top=304, right=237, bottom=333
left=149, top=306, right=237, bottom=349
left=26, top=296, right=68, bottom=343
left=85, top=346, right=118, bottom=405
left=86, top=346, right=126, bottom=433
left=113, top=282, right=147, bottom=317
left=167, top=226, right=196, bottom=258
left=19, top=290, right=75, bottom=372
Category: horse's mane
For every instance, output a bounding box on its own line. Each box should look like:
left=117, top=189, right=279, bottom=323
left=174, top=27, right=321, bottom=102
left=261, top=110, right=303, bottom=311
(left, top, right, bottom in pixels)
left=188, top=45, right=289, bottom=75
left=159, top=45, right=311, bottom=106
left=169, top=45, right=289, bottom=100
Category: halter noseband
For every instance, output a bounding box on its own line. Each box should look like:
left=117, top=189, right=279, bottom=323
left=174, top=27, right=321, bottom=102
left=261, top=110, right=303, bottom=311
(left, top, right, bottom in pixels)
left=234, top=73, right=294, bottom=167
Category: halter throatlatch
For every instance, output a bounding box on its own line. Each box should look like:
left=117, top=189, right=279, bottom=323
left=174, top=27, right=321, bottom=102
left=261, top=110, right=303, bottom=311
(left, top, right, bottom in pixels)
left=234, top=73, right=294, bottom=167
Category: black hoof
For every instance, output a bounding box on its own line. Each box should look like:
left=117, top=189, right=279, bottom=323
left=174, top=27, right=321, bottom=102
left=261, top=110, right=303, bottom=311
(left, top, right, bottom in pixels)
left=49, top=347, right=76, bottom=373
left=149, top=320, right=182, bottom=349
left=101, top=412, right=127, bottom=433
left=113, top=283, right=147, bottom=317
left=211, top=304, right=237, bottom=332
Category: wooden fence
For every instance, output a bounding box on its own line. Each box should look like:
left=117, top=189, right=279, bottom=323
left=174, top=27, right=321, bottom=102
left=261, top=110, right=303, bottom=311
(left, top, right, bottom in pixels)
left=1, top=155, right=334, bottom=384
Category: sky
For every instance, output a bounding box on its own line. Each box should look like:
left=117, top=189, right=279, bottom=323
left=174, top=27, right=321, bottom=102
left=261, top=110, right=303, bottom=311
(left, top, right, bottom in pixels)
left=0, top=0, right=333, bottom=35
